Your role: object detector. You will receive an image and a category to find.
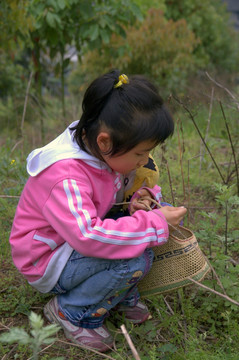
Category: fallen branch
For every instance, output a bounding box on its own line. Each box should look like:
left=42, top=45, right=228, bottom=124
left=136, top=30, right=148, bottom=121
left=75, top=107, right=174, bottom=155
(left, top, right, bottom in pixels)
left=0, top=195, right=20, bottom=199
left=11, top=138, right=23, bottom=154
left=1, top=343, right=18, bottom=360
left=206, top=72, right=239, bottom=111
left=188, top=277, right=239, bottom=307
left=120, top=324, right=141, bottom=360
left=57, top=339, right=116, bottom=360
left=0, top=321, right=11, bottom=331
left=163, top=296, right=174, bottom=316
left=203, top=255, right=227, bottom=295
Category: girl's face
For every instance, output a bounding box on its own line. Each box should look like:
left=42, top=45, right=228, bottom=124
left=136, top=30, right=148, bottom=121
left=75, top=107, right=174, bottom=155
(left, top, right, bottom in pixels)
left=100, top=136, right=156, bottom=174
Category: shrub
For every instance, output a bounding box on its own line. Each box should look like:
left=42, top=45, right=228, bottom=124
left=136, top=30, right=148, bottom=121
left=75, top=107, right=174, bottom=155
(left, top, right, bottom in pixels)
left=68, top=9, right=199, bottom=96
left=164, top=0, right=239, bottom=72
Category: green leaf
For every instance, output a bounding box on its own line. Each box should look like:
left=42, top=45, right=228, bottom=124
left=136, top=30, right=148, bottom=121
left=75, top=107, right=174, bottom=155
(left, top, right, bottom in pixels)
left=38, top=324, right=60, bottom=344
left=100, top=28, right=110, bottom=44
left=29, top=311, right=44, bottom=330
left=0, top=328, right=30, bottom=345
left=80, top=1, right=94, bottom=20
left=54, top=62, right=61, bottom=76
left=114, top=24, right=126, bottom=38
left=63, top=57, right=70, bottom=68
left=46, top=28, right=60, bottom=46
left=58, top=0, right=66, bottom=10
left=79, top=23, right=91, bottom=38
left=45, top=12, right=62, bottom=29
left=47, top=0, right=59, bottom=11
left=89, top=24, right=99, bottom=41
left=158, top=343, right=177, bottom=353
left=129, top=3, right=143, bottom=21
left=46, top=12, right=57, bottom=28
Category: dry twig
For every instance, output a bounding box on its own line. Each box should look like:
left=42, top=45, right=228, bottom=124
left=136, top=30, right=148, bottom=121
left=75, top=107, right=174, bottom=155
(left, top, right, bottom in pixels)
left=0, top=195, right=20, bottom=199
left=203, top=255, right=227, bottom=295
left=1, top=344, right=18, bottom=360
left=120, top=324, right=141, bottom=360
left=188, top=277, right=239, bottom=307
left=205, top=72, right=239, bottom=111
left=20, top=71, right=33, bottom=137
left=56, top=339, right=117, bottom=359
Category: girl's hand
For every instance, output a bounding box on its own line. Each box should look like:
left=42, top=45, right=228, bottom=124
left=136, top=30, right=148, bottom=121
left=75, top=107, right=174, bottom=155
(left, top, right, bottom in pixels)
left=157, top=206, right=187, bottom=227
left=130, top=189, right=153, bottom=215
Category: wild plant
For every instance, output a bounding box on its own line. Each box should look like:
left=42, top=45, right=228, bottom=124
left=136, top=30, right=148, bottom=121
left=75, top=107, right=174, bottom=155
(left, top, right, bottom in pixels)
left=0, top=312, right=62, bottom=360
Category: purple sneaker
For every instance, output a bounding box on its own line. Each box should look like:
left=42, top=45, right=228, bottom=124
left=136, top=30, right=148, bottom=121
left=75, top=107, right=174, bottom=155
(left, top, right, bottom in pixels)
left=116, top=301, right=152, bottom=324
left=44, top=297, right=113, bottom=352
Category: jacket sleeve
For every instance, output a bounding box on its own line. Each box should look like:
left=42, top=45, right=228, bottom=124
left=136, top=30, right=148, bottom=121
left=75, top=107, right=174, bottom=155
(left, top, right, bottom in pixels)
left=42, top=178, right=169, bottom=260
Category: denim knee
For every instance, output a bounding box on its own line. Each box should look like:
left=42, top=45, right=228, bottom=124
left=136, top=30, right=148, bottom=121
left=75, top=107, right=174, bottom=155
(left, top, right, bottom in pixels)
left=52, top=248, right=154, bottom=328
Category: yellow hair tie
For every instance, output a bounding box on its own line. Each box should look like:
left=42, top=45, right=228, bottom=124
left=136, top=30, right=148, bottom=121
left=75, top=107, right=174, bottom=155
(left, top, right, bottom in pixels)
left=114, top=74, right=129, bottom=88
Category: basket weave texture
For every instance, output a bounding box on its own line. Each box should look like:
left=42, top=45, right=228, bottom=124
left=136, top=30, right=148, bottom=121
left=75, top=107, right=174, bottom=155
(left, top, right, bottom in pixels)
left=139, top=225, right=210, bottom=297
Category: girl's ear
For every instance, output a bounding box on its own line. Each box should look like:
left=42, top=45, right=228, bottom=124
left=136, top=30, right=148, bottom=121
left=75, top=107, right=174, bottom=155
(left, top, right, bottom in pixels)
left=97, top=132, right=112, bottom=153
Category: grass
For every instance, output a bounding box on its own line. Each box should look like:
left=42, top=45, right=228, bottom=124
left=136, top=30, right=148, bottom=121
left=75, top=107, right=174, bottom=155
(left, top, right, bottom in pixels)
left=0, top=89, right=239, bottom=359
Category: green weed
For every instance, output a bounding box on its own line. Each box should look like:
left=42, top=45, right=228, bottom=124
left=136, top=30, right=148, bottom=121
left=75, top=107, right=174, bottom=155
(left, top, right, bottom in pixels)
left=0, top=312, right=61, bottom=360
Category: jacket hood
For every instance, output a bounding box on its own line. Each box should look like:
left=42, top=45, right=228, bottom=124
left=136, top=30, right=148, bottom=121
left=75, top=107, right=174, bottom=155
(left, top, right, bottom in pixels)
left=27, top=120, right=110, bottom=176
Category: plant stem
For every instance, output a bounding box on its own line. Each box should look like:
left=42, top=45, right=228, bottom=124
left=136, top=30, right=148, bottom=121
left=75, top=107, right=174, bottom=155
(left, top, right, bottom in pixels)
left=173, top=95, right=226, bottom=185
left=187, top=158, right=192, bottom=227
left=61, top=50, right=66, bottom=119
left=206, top=72, right=239, bottom=111
left=225, top=200, right=228, bottom=255
left=177, top=119, right=186, bottom=202
left=219, top=101, right=239, bottom=196
left=20, top=71, right=33, bottom=138
left=200, top=86, right=214, bottom=172
left=32, top=344, right=39, bottom=360
left=166, top=160, right=175, bottom=206
left=188, top=277, right=239, bottom=307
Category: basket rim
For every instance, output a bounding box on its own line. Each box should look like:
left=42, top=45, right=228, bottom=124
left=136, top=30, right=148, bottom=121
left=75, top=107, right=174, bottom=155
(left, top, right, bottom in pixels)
left=169, top=225, right=194, bottom=243
left=140, top=261, right=210, bottom=297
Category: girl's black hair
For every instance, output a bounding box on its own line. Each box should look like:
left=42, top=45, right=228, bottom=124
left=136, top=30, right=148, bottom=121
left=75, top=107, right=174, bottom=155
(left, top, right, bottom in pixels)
left=71, top=69, right=174, bottom=157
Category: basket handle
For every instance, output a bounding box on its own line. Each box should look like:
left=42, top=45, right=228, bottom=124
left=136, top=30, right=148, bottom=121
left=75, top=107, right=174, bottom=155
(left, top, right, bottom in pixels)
left=138, top=196, right=188, bottom=239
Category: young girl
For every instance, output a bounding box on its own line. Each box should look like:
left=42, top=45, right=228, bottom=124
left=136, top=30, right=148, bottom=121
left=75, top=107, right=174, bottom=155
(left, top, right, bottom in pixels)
left=9, top=70, right=186, bottom=352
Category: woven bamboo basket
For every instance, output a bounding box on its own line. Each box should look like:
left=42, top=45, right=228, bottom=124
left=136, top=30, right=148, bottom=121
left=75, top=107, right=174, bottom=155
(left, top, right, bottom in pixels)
left=139, top=225, right=210, bottom=297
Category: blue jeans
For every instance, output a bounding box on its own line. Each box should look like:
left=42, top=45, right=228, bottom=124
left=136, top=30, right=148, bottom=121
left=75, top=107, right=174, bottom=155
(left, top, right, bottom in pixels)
left=51, top=248, right=154, bottom=328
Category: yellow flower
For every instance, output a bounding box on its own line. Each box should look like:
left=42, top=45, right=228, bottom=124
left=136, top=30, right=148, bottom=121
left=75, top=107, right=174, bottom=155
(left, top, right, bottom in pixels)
left=10, top=159, right=16, bottom=165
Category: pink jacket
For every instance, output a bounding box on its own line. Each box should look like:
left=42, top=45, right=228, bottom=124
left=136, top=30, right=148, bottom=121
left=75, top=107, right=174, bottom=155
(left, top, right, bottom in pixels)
left=9, top=122, right=169, bottom=293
